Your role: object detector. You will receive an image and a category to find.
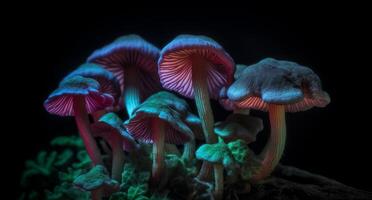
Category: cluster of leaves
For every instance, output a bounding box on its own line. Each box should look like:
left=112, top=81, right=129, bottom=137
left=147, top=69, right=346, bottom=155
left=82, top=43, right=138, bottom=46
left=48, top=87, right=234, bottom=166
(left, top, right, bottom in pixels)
left=20, top=136, right=204, bottom=200
left=20, top=136, right=91, bottom=200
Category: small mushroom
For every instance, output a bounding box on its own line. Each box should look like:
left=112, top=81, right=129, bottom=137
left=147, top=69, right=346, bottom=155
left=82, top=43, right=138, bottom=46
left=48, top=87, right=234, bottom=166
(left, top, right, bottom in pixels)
left=158, top=34, right=235, bottom=180
left=90, top=112, right=138, bottom=182
left=224, top=58, right=330, bottom=182
left=214, top=113, right=264, bottom=143
left=124, top=91, right=195, bottom=183
left=73, top=165, right=119, bottom=200
left=44, top=74, right=115, bottom=165
left=87, top=34, right=161, bottom=117
left=65, top=63, right=121, bottom=120
left=196, top=139, right=235, bottom=200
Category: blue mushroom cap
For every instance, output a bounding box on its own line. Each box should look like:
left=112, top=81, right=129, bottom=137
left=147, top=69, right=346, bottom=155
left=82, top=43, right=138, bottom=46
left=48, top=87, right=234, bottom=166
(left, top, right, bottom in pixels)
left=226, top=58, right=330, bottom=112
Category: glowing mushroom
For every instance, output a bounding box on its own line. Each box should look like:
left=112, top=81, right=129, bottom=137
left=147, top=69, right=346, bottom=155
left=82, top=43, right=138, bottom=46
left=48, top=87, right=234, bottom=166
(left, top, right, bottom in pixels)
left=87, top=34, right=161, bottom=117
left=44, top=73, right=116, bottom=165
left=158, top=34, right=235, bottom=179
left=224, top=58, right=330, bottom=182
left=124, top=91, right=194, bottom=183
left=65, top=63, right=121, bottom=119
left=91, top=112, right=138, bottom=182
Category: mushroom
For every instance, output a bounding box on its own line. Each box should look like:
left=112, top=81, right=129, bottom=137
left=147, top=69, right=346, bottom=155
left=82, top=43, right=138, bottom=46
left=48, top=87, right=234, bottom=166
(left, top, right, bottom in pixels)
left=224, top=58, right=330, bottom=182
left=158, top=34, right=235, bottom=180
left=214, top=113, right=264, bottom=143
left=124, top=91, right=195, bottom=183
left=90, top=112, right=138, bottom=182
left=73, top=165, right=119, bottom=200
left=196, top=139, right=235, bottom=200
left=87, top=34, right=161, bottom=117
left=65, top=63, right=121, bottom=120
left=44, top=72, right=117, bottom=165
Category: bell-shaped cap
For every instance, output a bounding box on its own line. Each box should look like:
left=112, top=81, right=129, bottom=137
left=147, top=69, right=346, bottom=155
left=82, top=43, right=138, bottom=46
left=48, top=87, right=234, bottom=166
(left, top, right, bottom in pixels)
left=124, top=91, right=195, bottom=145
left=87, top=34, right=161, bottom=97
left=158, top=34, right=235, bottom=99
left=65, top=63, right=121, bottom=104
left=44, top=75, right=114, bottom=116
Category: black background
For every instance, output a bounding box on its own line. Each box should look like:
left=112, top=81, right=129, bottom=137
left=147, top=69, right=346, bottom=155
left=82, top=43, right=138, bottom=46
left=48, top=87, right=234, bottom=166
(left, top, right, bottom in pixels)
left=10, top=5, right=371, bottom=194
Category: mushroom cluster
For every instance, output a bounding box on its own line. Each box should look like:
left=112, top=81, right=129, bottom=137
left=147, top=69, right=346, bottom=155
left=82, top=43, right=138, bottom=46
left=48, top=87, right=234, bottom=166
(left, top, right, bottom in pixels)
left=44, top=34, right=330, bottom=199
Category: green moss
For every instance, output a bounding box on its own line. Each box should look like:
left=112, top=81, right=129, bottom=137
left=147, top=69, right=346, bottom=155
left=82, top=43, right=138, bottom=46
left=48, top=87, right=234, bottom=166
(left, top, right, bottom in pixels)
left=227, top=139, right=250, bottom=165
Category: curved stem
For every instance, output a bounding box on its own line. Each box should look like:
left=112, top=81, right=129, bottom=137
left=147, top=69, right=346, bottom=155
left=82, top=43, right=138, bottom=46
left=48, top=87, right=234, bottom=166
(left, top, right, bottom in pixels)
left=124, top=67, right=141, bottom=117
left=252, top=104, right=286, bottom=182
left=73, top=96, right=103, bottom=165
left=192, top=55, right=217, bottom=180
left=182, top=140, right=195, bottom=162
left=214, top=164, right=223, bottom=200
left=152, top=118, right=165, bottom=184
left=111, top=136, right=125, bottom=182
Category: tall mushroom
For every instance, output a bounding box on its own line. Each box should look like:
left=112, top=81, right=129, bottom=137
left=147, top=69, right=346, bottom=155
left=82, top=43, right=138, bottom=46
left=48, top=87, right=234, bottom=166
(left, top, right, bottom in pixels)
left=87, top=34, right=161, bottom=117
left=124, top=91, right=196, bottom=183
left=223, top=58, right=331, bottom=182
left=91, top=112, right=138, bottom=182
left=158, top=34, right=235, bottom=179
left=44, top=63, right=120, bottom=165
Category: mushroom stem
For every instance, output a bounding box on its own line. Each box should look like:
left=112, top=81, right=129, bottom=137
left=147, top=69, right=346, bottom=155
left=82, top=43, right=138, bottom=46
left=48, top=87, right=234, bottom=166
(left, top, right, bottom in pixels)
left=152, top=118, right=165, bottom=183
left=252, top=104, right=286, bottom=182
left=73, top=96, right=103, bottom=165
left=192, top=56, right=217, bottom=180
left=124, top=67, right=141, bottom=117
left=182, top=139, right=195, bottom=162
left=111, top=136, right=125, bottom=182
left=91, top=190, right=102, bottom=200
left=214, top=163, right=224, bottom=200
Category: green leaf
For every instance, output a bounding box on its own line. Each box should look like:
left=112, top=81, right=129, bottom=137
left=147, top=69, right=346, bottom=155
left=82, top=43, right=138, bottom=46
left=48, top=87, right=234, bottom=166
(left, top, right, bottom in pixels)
left=50, top=135, right=84, bottom=148
left=46, top=182, right=89, bottom=200
left=72, top=150, right=91, bottom=169
left=54, top=149, right=74, bottom=166
left=58, top=167, right=83, bottom=182
left=227, top=139, right=250, bottom=165
left=21, top=151, right=58, bottom=186
left=127, top=185, right=147, bottom=200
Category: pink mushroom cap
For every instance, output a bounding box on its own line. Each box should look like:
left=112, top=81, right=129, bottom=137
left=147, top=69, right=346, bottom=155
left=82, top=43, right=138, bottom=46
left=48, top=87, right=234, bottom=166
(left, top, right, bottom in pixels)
left=44, top=75, right=114, bottom=116
left=158, top=34, right=235, bottom=99
left=87, top=34, right=161, bottom=98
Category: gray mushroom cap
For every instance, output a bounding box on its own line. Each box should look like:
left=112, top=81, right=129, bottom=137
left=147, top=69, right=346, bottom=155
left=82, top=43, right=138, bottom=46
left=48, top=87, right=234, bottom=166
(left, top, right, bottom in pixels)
left=226, top=58, right=330, bottom=112
left=124, top=91, right=198, bottom=145
left=214, top=113, right=264, bottom=143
